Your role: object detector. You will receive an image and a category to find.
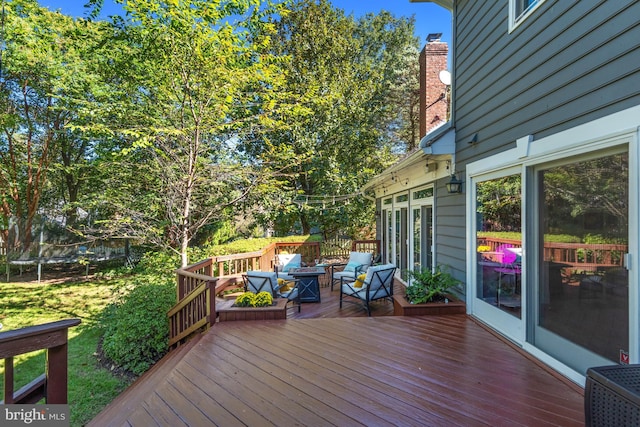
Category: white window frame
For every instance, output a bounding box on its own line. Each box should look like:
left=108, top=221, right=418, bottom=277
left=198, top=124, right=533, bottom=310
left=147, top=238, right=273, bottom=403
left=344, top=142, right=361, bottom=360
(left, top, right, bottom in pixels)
left=509, top=0, right=546, bottom=32
left=469, top=166, right=525, bottom=343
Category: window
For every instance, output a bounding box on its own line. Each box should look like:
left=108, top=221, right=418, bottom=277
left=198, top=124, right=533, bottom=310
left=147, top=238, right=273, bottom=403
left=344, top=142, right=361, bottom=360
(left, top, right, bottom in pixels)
left=413, top=188, right=433, bottom=200
left=509, top=0, right=545, bottom=31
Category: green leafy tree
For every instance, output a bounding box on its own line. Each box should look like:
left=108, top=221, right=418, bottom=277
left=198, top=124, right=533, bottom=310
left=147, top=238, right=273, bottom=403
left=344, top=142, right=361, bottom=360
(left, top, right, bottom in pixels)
left=245, top=0, right=419, bottom=237
left=476, top=175, right=521, bottom=232
left=83, top=0, right=297, bottom=267
left=0, top=0, right=107, bottom=253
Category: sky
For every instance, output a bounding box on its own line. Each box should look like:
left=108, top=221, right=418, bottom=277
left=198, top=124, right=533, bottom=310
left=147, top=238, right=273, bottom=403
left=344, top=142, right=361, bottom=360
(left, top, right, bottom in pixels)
left=36, top=0, right=452, bottom=46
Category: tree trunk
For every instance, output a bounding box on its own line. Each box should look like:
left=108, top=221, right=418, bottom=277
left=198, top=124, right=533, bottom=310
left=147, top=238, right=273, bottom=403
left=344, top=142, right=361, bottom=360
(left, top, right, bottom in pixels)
left=300, top=211, right=311, bottom=235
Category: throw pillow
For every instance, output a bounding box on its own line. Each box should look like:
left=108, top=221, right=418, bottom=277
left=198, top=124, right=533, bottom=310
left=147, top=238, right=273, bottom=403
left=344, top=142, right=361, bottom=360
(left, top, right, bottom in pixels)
left=344, top=261, right=361, bottom=272
left=354, top=273, right=367, bottom=288
left=277, top=278, right=291, bottom=292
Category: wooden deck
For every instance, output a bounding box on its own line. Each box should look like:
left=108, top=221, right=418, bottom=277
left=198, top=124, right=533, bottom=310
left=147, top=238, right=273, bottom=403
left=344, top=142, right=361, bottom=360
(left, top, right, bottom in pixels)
left=90, top=284, right=585, bottom=426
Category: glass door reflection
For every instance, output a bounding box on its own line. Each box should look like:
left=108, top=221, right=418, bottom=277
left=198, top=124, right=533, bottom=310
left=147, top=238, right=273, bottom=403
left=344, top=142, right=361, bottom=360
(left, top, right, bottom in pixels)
left=476, top=175, right=522, bottom=318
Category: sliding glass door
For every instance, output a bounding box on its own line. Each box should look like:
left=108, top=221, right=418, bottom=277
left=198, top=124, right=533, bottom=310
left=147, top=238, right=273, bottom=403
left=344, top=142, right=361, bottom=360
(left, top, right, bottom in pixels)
left=472, top=170, right=523, bottom=340
left=531, top=151, right=629, bottom=373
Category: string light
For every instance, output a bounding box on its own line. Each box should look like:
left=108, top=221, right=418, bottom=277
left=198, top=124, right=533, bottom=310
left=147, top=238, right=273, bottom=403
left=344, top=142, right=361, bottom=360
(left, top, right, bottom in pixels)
left=291, top=191, right=364, bottom=208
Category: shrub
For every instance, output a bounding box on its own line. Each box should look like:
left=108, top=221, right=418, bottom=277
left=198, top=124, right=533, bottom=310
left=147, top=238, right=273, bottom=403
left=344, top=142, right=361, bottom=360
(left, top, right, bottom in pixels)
left=405, top=266, right=461, bottom=304
left=253, top=291, right=273, bottom=307
left=234, top=291, right=273, bottom=307
left=101, top=274, right=176, bottom=376
left=133, top=251, right=180, bottom=276
left=235, top=292, right=256, bottom=307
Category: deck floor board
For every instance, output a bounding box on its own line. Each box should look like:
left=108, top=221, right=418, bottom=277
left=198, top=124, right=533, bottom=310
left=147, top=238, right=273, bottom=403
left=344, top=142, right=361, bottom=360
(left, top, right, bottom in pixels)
left=90, top=285, right=584, bottom=426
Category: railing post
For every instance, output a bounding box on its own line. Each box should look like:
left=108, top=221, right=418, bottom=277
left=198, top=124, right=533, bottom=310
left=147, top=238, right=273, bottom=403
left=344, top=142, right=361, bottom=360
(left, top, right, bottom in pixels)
left=207, top=280, right=216, bottom=327
left=46, top=340, right=69, bottom=404
left=177, top=272, right=185, bottom=300
left=4, top=357, right=14, bottom=404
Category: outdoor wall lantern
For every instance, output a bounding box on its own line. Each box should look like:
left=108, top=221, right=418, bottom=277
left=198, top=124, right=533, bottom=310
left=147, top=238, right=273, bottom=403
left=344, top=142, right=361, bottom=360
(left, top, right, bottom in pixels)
left=446, top=174, right=463, bottom=194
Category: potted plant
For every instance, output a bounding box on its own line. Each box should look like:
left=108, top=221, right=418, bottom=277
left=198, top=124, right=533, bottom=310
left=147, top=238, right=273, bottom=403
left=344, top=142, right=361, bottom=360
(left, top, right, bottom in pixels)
left=393, top=265, right=466, bottom=316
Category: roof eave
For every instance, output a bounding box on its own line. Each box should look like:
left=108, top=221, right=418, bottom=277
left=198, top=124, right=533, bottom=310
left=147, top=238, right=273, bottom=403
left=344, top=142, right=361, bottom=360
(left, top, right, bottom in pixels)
left=362, top=123, right=456, bottom=193
left=408, top=0, right=453, bottom=11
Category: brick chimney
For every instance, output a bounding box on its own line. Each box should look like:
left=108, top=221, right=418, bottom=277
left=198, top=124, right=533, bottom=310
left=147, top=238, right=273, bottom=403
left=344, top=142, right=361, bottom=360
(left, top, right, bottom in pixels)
left=419, top=33, right=449, bottom=138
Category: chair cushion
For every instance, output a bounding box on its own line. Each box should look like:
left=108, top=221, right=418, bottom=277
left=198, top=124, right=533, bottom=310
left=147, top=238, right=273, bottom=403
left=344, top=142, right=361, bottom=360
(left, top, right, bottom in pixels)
left=277, top=253, right=302, bottom=272
left=245, top=271, right=278, bottom=293
left=364, top=264, right=396, bottom=291
left=247, top=271, right=278, bottom=281
left=349, top=251, right=373, bottom=267
left=334, top=270, right=357, bottom=281
left=342, top=283, right=366, bottom=297
left=280, top=286, right=299, bottom=300
left=344, top=252, right=372, bottom=272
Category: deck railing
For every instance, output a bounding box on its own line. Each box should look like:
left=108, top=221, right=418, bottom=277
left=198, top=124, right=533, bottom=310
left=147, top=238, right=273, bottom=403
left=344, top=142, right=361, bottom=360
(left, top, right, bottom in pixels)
left=168, top=268, right=219, bottom=348
left=213, top=247, right=274, bottom=286
left=0, top=318, right=81, bottom=404
left=352, top=239, right=380, bottom=259
left=169, top=240, right=379, bottom=349
left=274, top=242, right=321, bottom=264
left=478, top=236, right=626, bottom=272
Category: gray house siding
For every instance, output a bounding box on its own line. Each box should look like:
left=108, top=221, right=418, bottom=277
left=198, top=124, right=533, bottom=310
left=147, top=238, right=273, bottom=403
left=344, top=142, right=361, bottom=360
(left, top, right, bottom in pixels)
left=434, top=185, right=466, bottom=276
left=455, top=0, right=640, bottom=154
left=436, top=0, right=640, bottom=277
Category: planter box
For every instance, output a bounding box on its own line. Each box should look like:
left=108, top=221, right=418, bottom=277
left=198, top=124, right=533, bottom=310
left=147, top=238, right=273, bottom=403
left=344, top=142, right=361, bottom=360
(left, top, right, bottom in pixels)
left=393, top=294, right=466, bottom=316
left=217, top=298, right=288, bottom=322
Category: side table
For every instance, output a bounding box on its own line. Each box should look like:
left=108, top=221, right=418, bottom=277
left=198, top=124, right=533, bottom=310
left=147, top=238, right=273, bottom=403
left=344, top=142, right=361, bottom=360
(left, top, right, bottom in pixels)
left=289, top=267, right=325, bottom=303
left=315, top=263, right=329, bottom=287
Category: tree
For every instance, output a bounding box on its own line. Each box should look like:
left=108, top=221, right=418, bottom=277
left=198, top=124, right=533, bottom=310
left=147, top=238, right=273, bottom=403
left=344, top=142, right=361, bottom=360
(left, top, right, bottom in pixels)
left=85, top=0, right=298, bottom=267
left=476, top=175, right=521, bottom=232
left=245, top=0, right=419, bottom=237
left=0, top=0, right=106, bottom=253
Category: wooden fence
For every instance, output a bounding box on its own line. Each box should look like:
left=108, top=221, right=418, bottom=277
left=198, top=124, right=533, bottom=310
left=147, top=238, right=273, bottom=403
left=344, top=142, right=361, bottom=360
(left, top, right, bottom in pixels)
left=319, top=237, right=352, bottom=258
left=352, top=240, right=380, bottom=260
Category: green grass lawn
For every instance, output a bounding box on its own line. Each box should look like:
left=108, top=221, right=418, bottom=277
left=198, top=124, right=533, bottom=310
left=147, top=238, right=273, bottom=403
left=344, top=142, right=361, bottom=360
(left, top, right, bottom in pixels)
left=0, top=275, right=133, bottom=426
